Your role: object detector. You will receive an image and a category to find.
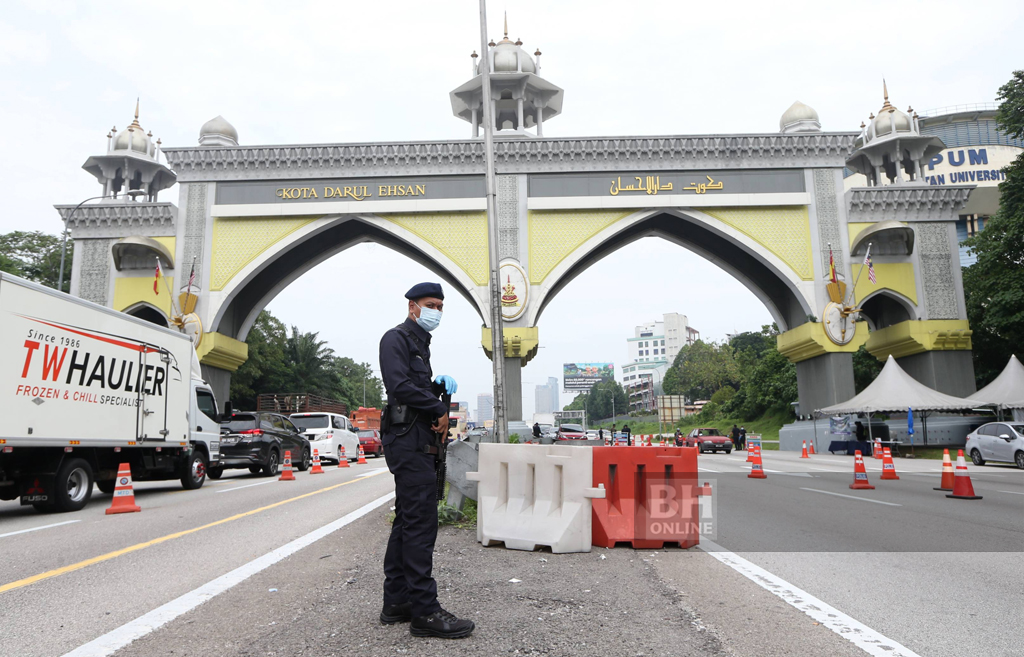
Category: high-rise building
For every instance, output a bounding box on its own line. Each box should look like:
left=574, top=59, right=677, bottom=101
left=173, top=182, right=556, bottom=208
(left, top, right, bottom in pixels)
left=476, top=393, right=494, bottom=424
left=621, top=313, right=699, bottom=412
left=534, top=377, right=559, bottom=414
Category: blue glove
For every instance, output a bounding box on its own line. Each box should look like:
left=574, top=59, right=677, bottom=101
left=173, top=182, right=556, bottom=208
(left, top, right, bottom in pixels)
left=435, top=375, right=458, bottom=395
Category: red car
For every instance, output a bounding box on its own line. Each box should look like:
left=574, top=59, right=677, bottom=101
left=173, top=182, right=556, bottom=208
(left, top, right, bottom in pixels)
left=556, top=424, right=587, bottom=440
left=685, top=428, right=733, bottom=454
left=357, top=429, right=384, bottom=458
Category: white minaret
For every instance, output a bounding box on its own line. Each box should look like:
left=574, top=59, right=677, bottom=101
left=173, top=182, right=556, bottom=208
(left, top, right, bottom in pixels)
left=81, top=100, right=176, bottom=201
left=449, top=15, right=564, bottom=138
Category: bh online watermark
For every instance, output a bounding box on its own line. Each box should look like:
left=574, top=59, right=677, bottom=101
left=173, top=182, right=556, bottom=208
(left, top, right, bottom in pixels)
left=636, top=476, right=718, bottom=544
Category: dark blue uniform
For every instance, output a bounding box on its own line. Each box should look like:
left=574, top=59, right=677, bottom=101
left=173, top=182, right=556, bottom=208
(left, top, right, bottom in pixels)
left=379, top=318, right=447, bottom=618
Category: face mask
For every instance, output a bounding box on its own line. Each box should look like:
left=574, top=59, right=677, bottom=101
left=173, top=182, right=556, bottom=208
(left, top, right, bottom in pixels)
left=416, top=304, right=442, bottom=332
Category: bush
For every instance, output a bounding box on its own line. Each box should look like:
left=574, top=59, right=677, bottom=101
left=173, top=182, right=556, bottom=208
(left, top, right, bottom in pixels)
left=508, top=434, right=520, bottom=444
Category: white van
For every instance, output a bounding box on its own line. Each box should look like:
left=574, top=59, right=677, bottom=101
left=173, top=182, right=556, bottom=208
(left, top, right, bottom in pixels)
left=290, top=412, right=359, bottom=463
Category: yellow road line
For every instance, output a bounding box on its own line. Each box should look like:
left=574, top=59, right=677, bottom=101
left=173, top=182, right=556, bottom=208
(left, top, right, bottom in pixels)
left=0, top=471, right=388, bottom=595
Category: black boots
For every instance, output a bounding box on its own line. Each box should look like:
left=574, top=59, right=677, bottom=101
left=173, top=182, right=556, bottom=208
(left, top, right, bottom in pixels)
left=379, top=602, right=413, bottom=624
left=410, top=609, right=475, bottom=639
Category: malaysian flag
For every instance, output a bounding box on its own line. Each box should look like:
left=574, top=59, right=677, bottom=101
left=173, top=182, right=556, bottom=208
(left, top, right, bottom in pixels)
left=865, top=252, right=876, bottom=284
left=187, top=259, right=196, bottom=291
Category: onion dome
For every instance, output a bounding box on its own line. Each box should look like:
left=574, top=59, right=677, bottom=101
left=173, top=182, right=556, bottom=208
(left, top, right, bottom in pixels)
left=779, top=100, right=821, bottom=133
left=198, top=115, right=239, bottom=147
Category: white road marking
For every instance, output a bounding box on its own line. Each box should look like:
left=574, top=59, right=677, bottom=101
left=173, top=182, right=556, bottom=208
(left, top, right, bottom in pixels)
left=0, top=519, right=80, bottom=539
left=214, top=480, right=278, bottom=494
left=62, top=490, right=396, bottom=657
left=997, top=490, right=1024, bottom=495
left=697, top=467, right=720, bottom=473
left=357, top=467, right=390, bottom=478
left=800, top=487, right=902, bottom=507
left=699, top=538, right=922, bottom=657
left=806, top=467, right=847, bottom=473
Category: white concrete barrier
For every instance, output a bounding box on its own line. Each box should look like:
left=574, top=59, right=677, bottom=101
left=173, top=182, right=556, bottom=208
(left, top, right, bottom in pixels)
left=466, top=443, right=605, bottom=553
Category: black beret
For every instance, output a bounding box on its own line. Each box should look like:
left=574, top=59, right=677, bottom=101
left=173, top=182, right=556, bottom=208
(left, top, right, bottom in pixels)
left=405, top=282, right=444, bottom=300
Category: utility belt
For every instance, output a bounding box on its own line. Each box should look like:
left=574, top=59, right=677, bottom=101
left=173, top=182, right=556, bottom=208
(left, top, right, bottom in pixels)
left=381, top=403, right=433, bottom=435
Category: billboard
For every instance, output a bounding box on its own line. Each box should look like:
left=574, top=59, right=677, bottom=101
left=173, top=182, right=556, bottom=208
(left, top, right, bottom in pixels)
left=563, top=362, right=614, bottom=392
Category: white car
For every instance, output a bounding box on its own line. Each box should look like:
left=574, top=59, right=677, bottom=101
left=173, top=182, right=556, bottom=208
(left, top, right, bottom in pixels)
left=965, top=421, right=1024, bottom=469
left=290, top=412, right=360, bottom=463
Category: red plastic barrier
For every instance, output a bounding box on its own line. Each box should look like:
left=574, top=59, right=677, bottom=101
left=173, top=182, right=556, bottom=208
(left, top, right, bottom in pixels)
left=592, top=446, right=703, bottom=549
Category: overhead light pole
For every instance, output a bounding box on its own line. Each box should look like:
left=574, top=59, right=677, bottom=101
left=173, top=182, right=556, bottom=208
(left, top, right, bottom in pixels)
left=479, top=0, right=508, bottom=443
left=58, top=189, right=146, bottom=293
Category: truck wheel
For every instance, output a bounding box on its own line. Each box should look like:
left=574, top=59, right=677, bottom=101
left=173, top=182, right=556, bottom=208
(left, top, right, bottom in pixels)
left=263, top=449, right=280, bottom=477
left=295, top=448, right=311, bottom=472
left=96, top=479, right=116, bottom=494
left=180, top=450, right=207, bottom=490
left=208, top=467, right=224, bottom=480
left=53, top=458, right=94, bottom=513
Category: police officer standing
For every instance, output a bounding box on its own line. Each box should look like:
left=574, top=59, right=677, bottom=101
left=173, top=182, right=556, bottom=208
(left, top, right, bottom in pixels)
left=378, top=282, right=475, bottom=639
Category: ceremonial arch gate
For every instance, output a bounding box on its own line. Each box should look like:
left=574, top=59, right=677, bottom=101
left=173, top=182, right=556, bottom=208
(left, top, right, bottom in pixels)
left=62, top=130, right=978, bottom=424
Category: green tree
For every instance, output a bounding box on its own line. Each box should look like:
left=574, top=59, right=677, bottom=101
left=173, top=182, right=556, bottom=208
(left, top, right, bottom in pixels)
left=852, top=345, right=883, bottom=393
left=563, top=380, right=627, bottom=422
left=663, top=340, right=740, bottom=401
left=230, top=311, right=291, bottom=408
left=229, top=310, right=385, bottom=411
left=745, top=347, right=797, bottom=413
left=962, top=70, right=1024, bottom=385
left=0, top=230, right=72, bottom=291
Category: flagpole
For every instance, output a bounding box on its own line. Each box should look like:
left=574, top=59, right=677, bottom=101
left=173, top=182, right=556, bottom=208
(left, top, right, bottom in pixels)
left=157, top=258, right=182, bottom=319
left=846, top=242, right=872, bottom=307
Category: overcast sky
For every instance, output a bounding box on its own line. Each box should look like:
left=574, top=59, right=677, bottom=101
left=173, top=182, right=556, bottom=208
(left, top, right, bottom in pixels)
left=2, top=0, right=1020, bottom=420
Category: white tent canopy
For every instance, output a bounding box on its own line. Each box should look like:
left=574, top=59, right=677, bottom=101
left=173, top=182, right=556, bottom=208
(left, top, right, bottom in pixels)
left=967, top=354, right=1024, bottom=409
left=817, top=355, right=983, bottom=415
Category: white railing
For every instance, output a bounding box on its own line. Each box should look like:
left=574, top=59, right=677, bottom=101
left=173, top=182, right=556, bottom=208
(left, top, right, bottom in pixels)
left=919, top=103, right=998, bottom=117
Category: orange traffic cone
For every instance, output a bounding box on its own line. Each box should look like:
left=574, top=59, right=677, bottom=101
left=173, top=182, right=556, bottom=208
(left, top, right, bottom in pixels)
left=880, top=447, right=900, bottom=480
left=310, top=448, right=324, bottom=474
left=338, top=444, right=350, bottom=468
left=800, top=441, right=810, bottom=459
left=105, top=463, right=141, bottom=515
left=933, top=449, right=954, bottom=491
left=748, top=447, right=767, bottom=479
left=279, top=450, right=295, bottom=481
left=873, top=438, right=883, bottom=459
left=357, top=445, right=368, bottom=465
left=850, top=450, right=875, bottom=489
left=946, top=450, right=982, bottom=500
left=808, top=441, right=816, bottom=455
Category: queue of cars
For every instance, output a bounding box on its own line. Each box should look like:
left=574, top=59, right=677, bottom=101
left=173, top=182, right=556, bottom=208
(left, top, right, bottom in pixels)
left=214, top=409, right=385, bottom=479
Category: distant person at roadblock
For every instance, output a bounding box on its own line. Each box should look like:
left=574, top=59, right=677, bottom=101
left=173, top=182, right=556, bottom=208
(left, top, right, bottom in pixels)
left=738, top=427, right=747, bottom=451
left=730, top=424, right=740, bottom=447
left=533, top=422, right=542, bottom=441
left=378, top=282, right=475, bottom=639
left=622, top=423, right=631, bottom=446
left=675, top=429, right=684, bottom=447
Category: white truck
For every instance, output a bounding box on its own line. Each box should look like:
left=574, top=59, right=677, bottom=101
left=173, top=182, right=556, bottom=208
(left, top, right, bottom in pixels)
left=0, top=272, right=222, bottom=513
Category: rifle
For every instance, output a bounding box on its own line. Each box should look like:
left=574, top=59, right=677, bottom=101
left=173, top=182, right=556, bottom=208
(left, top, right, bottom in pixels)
left=435, top=392, right=452, bottom=501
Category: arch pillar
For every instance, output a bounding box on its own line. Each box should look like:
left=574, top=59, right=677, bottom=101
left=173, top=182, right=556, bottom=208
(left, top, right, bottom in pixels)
left=482, top=326, right=539, bottom=423
left=777, top=322, right=868, bottom=414
left=865, top=319, right=976, bottom=396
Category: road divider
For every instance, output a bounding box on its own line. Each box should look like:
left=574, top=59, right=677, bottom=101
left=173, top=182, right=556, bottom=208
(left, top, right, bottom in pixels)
left=592, top=446, right=703, bottom=549
left=468, top=444, right=605, bottom=553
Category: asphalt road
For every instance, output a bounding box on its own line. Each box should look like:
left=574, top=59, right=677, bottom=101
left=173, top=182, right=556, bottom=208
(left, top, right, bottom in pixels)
left=0, top=448, right=1019, bottom=657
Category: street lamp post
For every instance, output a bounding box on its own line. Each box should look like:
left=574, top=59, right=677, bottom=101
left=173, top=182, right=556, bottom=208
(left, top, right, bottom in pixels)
left=58, top=190, right=146, bottom=293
